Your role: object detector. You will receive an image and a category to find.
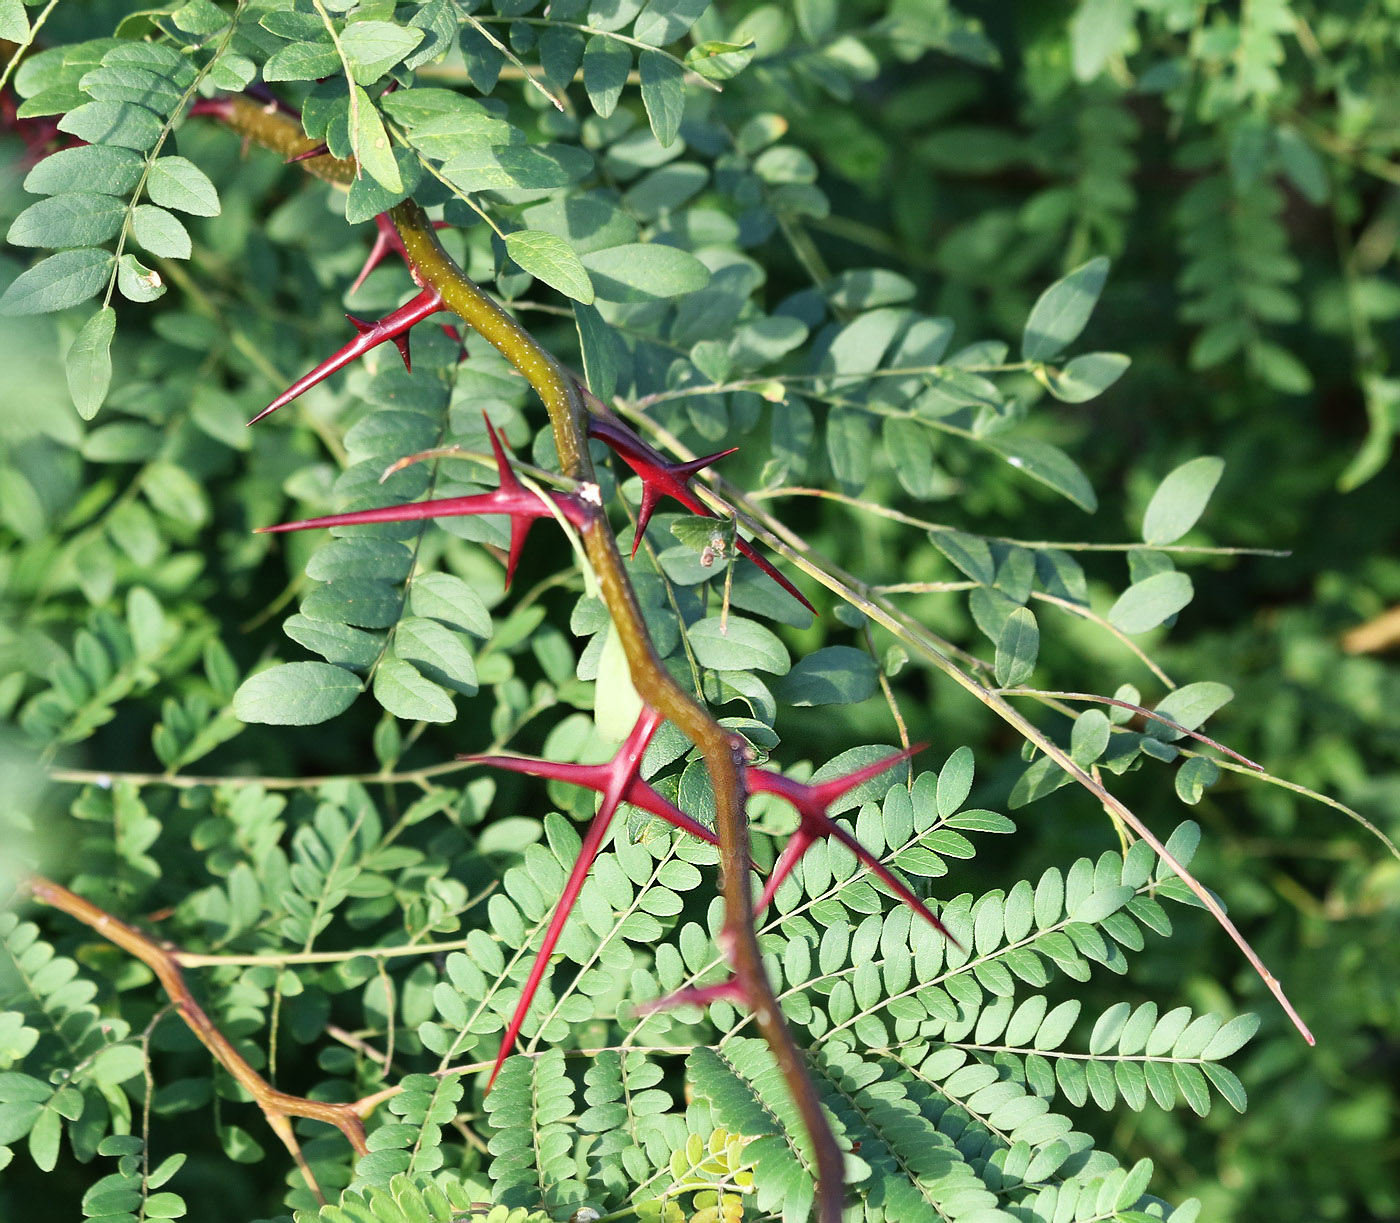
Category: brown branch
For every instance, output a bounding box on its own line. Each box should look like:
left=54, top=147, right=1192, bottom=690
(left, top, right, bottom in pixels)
left=24, top=876, right=369, bottom=1200
left=200, top=96, right=848, bottom=1221
left=387, top=199, right=848, bottom=1223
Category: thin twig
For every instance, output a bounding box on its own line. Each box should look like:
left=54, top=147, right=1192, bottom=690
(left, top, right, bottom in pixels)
left=24, top=876, right=370, bottom=1196
left=616, top=406, right=1318, bottom=1046
left=997, top=688, right=1264, bottom=771
left=749, top=486, right=1287, bottom=557
left=1030, top=591, right=1176, bottom=689
left=46, top=761, right=477, bottom=791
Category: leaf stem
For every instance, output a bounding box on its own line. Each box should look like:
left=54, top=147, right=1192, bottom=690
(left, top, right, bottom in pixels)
left=617, top=405, right=1317, bottom=1046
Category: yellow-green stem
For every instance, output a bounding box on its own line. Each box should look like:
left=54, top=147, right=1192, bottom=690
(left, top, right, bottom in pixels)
left=201, top=96, right=843, bottom=1220
left=387, top=197, right=846, bottom=1223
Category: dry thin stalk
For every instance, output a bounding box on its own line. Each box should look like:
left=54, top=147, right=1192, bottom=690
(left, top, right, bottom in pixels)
left=24, top=876, right=371, bottom=1200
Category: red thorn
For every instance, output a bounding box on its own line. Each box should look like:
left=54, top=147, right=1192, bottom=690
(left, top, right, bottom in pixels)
left=349, top=230, right=391, bottom=297
left=188, top=96, right=235, bottom=122
left=391, top=332, right=412, bottom=371
left=637, top=978, right=746, bottom=1015
left=249, top=289, right=444, bottom=424
left=466, top=709, right=710, bottom=1090
left=733, top=538, right=816, bottom=615
left=483, top=413, right=524, bottom=495
left=747, top=745, right=958, bottom=948
left=254, top=416, right=594, bottom=577
left=587, top=417, right=811, bottom=611
left=349, top=212, right=455, bottom=298
left=287, top=141, right=330, bottom=164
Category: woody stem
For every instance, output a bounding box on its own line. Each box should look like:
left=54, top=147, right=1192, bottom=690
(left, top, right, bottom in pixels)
left=389, top=197, right=845, bottom=1223
left=205, top=101, right=845, bottom=1220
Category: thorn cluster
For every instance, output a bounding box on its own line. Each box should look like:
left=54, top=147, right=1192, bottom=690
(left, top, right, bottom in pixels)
left=257, top=416, right=592, bottom=587
left=625, top=748, right=956, bottom=1019
left=587, top=416, right=815, bottom=614
left=249, top=288, right=447, bottom=425
left=747, top=746, right=955, bottom=945
left=459, top=708, right=718, bottom=1087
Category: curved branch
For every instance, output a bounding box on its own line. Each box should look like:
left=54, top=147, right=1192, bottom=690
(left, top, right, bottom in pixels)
left=24, top=876, right=369, bottom=1200
left=195, top=94, right=847, bottom=1222
left=388, top=198, right=847, bottom=1223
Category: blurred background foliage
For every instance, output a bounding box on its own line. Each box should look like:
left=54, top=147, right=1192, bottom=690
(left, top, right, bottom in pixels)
left=2, top=1, right=1398, bottom=1221
left=767, top=4, right=1400, bottom=1219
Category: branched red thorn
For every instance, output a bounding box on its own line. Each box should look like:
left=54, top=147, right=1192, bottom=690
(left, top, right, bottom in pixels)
left=349, top=211, right=452, bottom=298
left=748, top=746, right=958, bottom=948
left=458, top=708, right=715, bottom=1089
left=458, top=713, right=715, bottom=850
left=588, top=416, right=814, bottom=613
left=587, top=417, right=737, bottom=557
left=255, top=415, right=592, bottom=587
left=249, top=288, right=446, bottom=425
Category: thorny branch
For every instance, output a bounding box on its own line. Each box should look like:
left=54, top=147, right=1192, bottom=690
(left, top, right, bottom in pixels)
left=200, top=89, right=849, bottom=1221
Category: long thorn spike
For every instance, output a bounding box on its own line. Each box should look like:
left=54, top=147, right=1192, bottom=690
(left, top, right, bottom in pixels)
left=486, top=797, right=618, bottom=1090
left=505, top=517, right=533, bottom=588
left=825, top=822, right=959, bottom=947
left=677, top=446, right=739, bottom=479
left=482, top=414, right=523, bottom=494
left=631, top=484, right=664, bottom=558
left=810, top=744, right=925, bottom=806
left=756, top=826, right=818, bottom=913
left=348, top=232, right=390, bottom=297
left=638, top=978, right=746, bottom=1016
left=286, top=142, right=330, bottom=164
left=255, top=495, right=493, bottom=534
left=250, top=289, right=444, bottom=425
left=733, top=539, right=816, bottom=615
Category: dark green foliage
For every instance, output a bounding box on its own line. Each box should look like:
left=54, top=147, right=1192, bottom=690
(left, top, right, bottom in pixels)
left=3, top=2, right=1397, bottom=1222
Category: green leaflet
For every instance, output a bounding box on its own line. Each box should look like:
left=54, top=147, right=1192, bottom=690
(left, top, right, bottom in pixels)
left=1021, top=256, right=1110, bottom=362
left=8, top=193, right=126, bottom=249
left=776, top=646, right=878, bottom=706
left=0, top=248, right=113, bottom=315
left=638, top=50, right=685, bottom=147
left=232, top=662, right=362, bottom=725
left=580, top=243, right=710, bottom=301
left=1108, top=571, right=1194, bottom=634
left=583, top=35, right=631, bottom=117
left=351, top=85, right=403, bottom=193
left=130, top=204, right=191, bottom=259
left=504, top=230, right=595, bottom=304
left=1142, top=456, right=1225, bottom=545
left=65, top=307, right=116, bottom=420
left=688, top=615, right=790, bottom=675
left=145, top=157, right=221, bottom=217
